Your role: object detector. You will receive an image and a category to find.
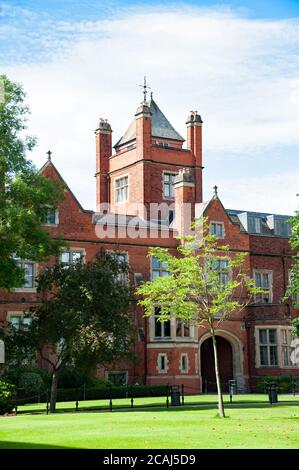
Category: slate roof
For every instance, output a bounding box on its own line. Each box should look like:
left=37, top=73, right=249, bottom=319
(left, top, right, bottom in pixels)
left=114, top=99, right=185, bottom=148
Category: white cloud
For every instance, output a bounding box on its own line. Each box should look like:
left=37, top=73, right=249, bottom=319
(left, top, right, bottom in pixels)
left=3, top=6, right=299, bottom=213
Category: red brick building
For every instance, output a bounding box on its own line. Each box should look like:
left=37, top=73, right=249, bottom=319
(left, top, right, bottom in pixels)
left=1, top=96, right=298, bottom=392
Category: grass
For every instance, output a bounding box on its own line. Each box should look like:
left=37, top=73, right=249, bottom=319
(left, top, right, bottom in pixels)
left=16, top=393, right=299, bottom=414
left=0, top=404, right=299, bottom=448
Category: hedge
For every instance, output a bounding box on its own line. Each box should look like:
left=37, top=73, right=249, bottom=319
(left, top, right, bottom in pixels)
left=255, top=376, right=298, bottom=393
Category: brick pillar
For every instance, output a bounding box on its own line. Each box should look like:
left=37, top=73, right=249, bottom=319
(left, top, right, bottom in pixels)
left=174, top=168, right=195, bottom=237
left=95, top=119, right=112, bottom=211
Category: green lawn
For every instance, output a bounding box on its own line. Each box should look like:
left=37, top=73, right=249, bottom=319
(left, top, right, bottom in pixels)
left=16, top=393, right=299, bottom=414
left=0, top=404, right=299, bottom=448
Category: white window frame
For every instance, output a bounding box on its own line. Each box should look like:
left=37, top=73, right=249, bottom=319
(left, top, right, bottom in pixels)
left=154, top=308, right=171, bottom=339
left=109, top=251, right=129, bottom=284
left=176, top=319, right=191, bottom=339
left=210, top=221, right=225, bottom=239
left=60, top=248, right=86, bottom=268
left=151, top=256, right=170, bottom=280
left=115, top=174, right=129, bottom=204
left=41, top=206, right=59, bottom=226
left=162, top=171, right=177, bottom=200
left=7, top=312, right=32, bottom=331
left=254, top=269, right=273, bottom=304
left=13, top=259, right=37, bottom=292
left=255, top=326, right=298, bottom=369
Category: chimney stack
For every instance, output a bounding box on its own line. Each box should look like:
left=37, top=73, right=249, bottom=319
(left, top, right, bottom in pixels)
left=95, top=118, right=112, bottom=211
left=174, top=168, right=195, bottom=237
left=186, top=111, right=203, bottom=203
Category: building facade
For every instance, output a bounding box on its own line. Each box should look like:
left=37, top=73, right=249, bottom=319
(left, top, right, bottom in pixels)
left=1, top=96, right=298, bottom=392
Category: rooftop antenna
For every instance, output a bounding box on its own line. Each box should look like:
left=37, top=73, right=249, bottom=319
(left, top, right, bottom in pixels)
left=139, top=76, right=150, bottom=102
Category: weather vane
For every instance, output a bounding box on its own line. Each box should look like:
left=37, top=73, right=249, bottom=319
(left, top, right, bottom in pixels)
left=139, top=76, right=151, bottom=101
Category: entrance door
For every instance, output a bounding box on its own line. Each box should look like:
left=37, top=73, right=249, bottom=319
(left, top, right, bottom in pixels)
left=201, top=336, right=233, bottom=392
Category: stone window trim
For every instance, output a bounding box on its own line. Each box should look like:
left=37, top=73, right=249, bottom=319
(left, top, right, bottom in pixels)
left=60, top=247, right=86, bottom=267
left=114, top=173, right=129, bottom=204
left=179, top=353, right=189, bottom=373
left=156, top=353, right=169, bottom=374
left=162, top=171, right=178, bottom=200
left=254, top=326, right=298, bottom=369
left=105, top=370, right=128, bottom=385
left=7, top=311, right=32, bottom=330
left=209, top=220, right=225, bottom=239
left=149, top=309, right=194, bottom=342
left=151, top=256, right=170, bottom=280
left=107, top=250, right=129, bottom=284
left=40, top=205, right=59, bottom=227
left=13, top=260, right=38, bottom=293
left=253, top=269, right=273, bottom=304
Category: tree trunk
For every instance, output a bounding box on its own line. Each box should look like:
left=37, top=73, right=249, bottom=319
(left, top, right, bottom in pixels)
left=50, top=371, right=59, bottom=413
left=211, top=332, right=225, bottom=418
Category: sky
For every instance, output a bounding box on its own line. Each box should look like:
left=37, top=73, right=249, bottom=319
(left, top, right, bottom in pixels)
left=1, top=0, right=299, bottom=215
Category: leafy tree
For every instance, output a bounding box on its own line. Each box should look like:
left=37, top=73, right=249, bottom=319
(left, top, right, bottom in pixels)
left=6, top=251, right=134, bottom=412
left=0, top=74, right=64, bottom=290
left=284, top=212, right=299, bottom=361
left=137, top=219, right=261, bottom=418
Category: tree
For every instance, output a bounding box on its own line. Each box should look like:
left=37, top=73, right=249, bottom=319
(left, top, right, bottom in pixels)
left=136, top=219, right=261, bottom=417
left=0, top=74, right=64, bottom=290
left=284, top=211, right=299, bottom=364
left=6, top=251, right=134, bottom=412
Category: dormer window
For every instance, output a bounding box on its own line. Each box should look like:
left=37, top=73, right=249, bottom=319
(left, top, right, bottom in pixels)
left=248, top=216, right=261, bottom=234
left=274, top=218, right=291, bottom=237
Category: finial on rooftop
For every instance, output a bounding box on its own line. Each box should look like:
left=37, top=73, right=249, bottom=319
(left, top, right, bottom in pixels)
left=47, top=150, right=52, bottom=162
left=213, top=185, right=218, bottom=197
left=139, top=76, right=151, bottom=102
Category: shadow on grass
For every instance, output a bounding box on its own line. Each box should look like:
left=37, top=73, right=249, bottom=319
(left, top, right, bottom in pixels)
left=0, top=441, right=72, bottom=449
left=16, top=402, right=299, bottom=416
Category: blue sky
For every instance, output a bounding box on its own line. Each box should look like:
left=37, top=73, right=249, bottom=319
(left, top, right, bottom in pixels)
left=1, top=1, right=299, bottom=214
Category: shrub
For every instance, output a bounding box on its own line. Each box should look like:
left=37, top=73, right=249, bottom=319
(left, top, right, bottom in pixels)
left=255, top=376, right=296, bottom=393
left=18, top=372, right=45, bottom=398
left=4, top=366, right=51, bottom=388
left=0, top=378, right=16, bottom=415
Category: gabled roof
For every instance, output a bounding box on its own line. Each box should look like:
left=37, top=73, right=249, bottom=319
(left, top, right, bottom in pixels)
left=114, top=98, right=185, bottom=148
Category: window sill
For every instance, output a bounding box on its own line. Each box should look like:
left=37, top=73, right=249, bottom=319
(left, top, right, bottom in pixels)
left=13, top=288, right=37, bottom=293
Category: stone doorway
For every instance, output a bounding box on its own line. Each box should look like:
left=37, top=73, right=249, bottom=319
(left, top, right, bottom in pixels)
left=200, top=336, right=234, bottom=392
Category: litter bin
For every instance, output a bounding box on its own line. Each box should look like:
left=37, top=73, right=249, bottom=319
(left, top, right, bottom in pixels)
left=170, top=386, right=181, bottom=406
left=267, top=384, right=278, bottom=404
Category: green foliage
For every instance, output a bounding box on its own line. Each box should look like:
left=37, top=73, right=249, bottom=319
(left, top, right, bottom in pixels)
left=0, top=75, right=65, bottom=290
left=255, top=376, right=296, bottom=394
left=284, top=212, right=299, bottom=312
left=26, top=250, right=134, bottom=376
left=18, top=373, right=45, bottom=397
left=0, top=378, right=16, bottom=415
left=137, top=218, right=261, bottom=329
left=3, top=365, right=51, bottom=388
left=291, top=317, right=299, bottom=339
left=57, top=366, right=85, bottom=389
